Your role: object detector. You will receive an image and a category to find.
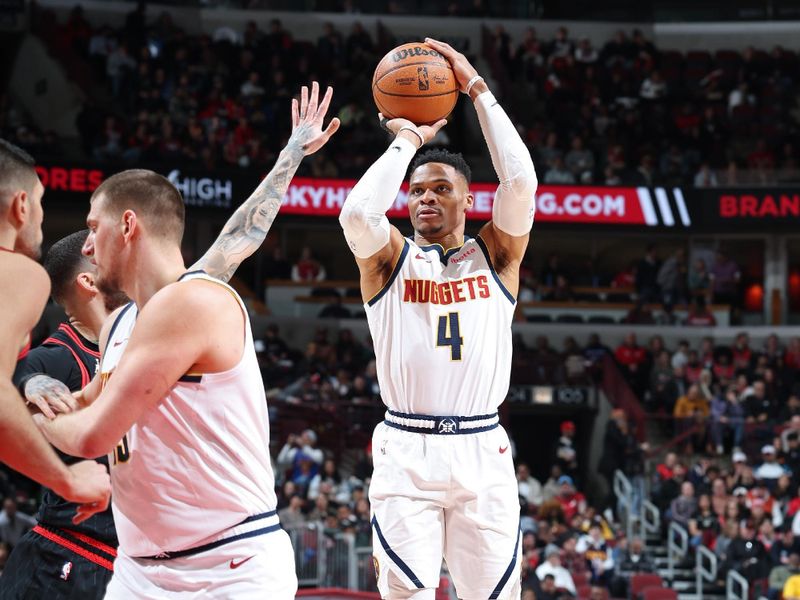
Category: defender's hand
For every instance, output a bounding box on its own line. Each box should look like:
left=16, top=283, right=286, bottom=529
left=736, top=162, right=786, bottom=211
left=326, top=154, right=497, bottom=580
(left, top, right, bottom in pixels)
left=25, top=375, right=78, bottom=419
left=62, top=460, right=112, bottom=524
left=290, top=81, right=341, bottom=156
left=378, top=113, right=447, bottom=148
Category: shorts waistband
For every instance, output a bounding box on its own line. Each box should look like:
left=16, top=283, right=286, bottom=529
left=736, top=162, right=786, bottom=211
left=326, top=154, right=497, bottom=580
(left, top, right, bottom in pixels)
left=33, top=524, right=117, bottom=571
left=384, top=409, right=499, bottom=435
left=137, top=510, right=280, bottom=561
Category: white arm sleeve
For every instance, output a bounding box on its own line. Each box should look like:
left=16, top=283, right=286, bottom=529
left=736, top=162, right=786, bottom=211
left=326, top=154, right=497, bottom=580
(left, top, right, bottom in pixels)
left=474, top=91, right=538, bottom=237
left=339, top=136, right=417, bottom=259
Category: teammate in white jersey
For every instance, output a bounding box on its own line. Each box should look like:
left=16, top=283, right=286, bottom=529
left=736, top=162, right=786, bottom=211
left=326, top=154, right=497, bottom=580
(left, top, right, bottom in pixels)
left=339, top=39, right=537, bottom=599
left=34, top=83, right=339, bottom=599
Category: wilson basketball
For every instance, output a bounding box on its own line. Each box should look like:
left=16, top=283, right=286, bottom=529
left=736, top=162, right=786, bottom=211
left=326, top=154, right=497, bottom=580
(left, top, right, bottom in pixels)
left=372, top=42, right=458, bottom=126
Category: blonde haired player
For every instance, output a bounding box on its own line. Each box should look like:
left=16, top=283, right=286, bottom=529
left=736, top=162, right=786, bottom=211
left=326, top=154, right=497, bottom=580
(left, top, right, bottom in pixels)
left=34, top=82, right=339, bottom=599
left=339, top=38, right=537, bottom=599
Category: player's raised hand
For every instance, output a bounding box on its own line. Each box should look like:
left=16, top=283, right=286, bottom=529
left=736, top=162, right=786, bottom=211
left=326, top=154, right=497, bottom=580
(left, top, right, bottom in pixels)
left=290, top=81, right=341, bottom=156
left=61, top=460, right=111, bottom=523
left=24, top=374, right=79, bottom=419
left=424, top=38, right=480, bottom=94
left=378, top=113, right=447, bottom=148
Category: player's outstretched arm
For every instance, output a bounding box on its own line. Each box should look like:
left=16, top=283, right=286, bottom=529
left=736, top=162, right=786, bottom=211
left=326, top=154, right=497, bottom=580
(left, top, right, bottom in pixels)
left=0, top=256, right=110, bottom=510
left=425, top=38, right=538, bottom=297
left=340, top=114, right=446, bottom=301
left=193, top=82, right=340, bottom=283
left=37, top=281, right=228, bottom=458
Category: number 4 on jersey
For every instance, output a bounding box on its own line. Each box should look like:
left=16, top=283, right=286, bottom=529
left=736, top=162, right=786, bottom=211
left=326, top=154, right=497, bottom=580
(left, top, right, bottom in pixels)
left=437, top=313, right=463, bottom=361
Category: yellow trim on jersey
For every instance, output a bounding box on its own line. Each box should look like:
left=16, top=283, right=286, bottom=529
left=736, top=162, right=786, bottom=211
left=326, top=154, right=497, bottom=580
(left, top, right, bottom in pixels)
left=418, top=239, right=466, bottom=253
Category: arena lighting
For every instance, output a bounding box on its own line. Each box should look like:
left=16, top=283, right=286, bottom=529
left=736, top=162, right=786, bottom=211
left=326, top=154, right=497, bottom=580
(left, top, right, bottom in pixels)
left=788, top=271, right=800, bottom=310
left=744, top=283, right=764, bottom=312
left=532, top=386, right=554, bottom=404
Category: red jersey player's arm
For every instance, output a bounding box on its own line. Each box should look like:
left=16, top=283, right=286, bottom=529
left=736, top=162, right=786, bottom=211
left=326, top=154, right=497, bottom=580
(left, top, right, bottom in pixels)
left=0, top=254, right=110, bottom=506
left=39, top=279, right=243, bottom=458
left=20, top=302, right=128, bottom=416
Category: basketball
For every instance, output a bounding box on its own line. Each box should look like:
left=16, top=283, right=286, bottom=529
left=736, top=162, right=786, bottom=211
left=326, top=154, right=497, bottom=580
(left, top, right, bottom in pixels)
left=372, top=42, right=458, bottom=126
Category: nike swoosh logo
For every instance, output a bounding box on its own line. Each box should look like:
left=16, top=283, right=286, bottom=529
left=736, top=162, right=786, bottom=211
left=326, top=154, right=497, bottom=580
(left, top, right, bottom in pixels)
left=499, top=446, right=509, bottom=454
left=229, top=555, right=256, bottom=569
left=391, top=146, right=402, bottom=152
left=113, top=339, right=127, bottom=347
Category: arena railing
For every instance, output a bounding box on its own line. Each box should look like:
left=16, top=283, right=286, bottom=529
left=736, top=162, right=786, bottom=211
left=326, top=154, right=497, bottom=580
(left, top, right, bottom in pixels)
left=613, top=469, right=635, bottom=540
left=287, top=522, right=326, bottom=587
left=640, top=499, right=660, bottom=539
left=695, top=544, right=717, bottom=599
left=666, top=521, right=688, bottom=582
left=726, top=569, right=749, bottom=600
left=614, top=470, right=660, bottom=543
left=286, top=523, right=375, bottom=591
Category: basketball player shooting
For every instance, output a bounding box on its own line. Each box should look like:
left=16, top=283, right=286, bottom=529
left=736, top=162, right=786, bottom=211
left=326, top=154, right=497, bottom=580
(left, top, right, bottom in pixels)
left=339, top=38, right=537, bottom=599
left=31, top=82, right=338, bottom=599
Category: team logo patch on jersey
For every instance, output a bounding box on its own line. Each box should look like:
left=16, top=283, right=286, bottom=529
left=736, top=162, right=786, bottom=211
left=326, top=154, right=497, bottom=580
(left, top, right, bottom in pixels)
left=373, top=556, right=380, bottom=580
left=60, top=561, right=72, bottom=581
left=436, top=418, right=458, bottom=434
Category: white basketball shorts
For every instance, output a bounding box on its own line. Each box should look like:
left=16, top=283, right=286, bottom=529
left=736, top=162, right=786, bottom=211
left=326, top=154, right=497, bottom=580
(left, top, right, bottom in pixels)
left=104, top=528, right=297, bottom=599
left=369, top=420, right=521, bottom=600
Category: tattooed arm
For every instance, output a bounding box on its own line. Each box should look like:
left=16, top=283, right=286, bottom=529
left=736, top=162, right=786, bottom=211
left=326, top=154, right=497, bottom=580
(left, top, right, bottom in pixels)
left=193, top=81, right=340, bottom=283
left=24, top=375, right=77, bottom=419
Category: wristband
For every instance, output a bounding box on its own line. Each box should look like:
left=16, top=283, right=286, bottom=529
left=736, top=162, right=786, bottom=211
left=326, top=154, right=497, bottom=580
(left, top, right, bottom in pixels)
left=465, top=75, right=484, bottom=95
left=398, top=126, right=424, bottom=149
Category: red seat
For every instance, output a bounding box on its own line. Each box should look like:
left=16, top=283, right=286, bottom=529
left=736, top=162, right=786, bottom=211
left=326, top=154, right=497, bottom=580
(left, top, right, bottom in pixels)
left=642, top=587, right=677, bottom=600
left=660, top=50, right=684, bottom=69
left=630, top=573, right=664, bottom=598
left=576, top=586, right=611, bottom=600
left=686, top=50, right=712, bottom=70
left=571, top=570, right=591, bottom=585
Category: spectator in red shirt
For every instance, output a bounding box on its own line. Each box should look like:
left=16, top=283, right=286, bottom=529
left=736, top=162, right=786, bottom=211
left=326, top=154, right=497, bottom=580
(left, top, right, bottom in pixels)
left=656, top=451, right=678, bottom=481
left=732, top=332, right=753, bottom=371
left=615, top=333, right=648, bottom=395
left=556, top=475, right=587, bottom=521
left=700, top=336, right=715, bottom=368
left=785, top=337, right=800, bottom=371
left=684, top=350, right=704, bottom=385
left=747, top=138, right=775, bottom=170
left=615, top=333, right=647, bottom=369
left=291, top=246, right=327, bottom=282
left=611, top=261, right=636, bottom=289
left=685, top=296, right=717, bottom=326
left=712, top=353, right=735, bottom=386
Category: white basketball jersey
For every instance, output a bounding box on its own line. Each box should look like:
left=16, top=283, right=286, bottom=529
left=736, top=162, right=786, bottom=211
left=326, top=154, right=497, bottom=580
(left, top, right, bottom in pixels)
left=365, top=236, right=515, bottom=416
left=101, top=271, right=277, bottom=557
